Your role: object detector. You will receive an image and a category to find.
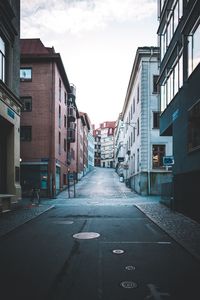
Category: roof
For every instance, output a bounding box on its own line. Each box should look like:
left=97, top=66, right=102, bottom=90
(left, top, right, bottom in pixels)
left=21, top=39, right=54, bottom=55
left=20, top=38, right=71, bottom=92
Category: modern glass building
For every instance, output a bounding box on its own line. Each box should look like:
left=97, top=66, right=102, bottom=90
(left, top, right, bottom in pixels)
left=157, top=0, right=200, bottom=221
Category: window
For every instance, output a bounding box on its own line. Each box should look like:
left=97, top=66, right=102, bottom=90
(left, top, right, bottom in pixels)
left=59, top=79, right=61, bottom=101
left=59, top=105, right=61, bottom=128
left=64, top=138, right=66, bottom=152
left=160, top=52, right=183, bottom=112
left=20, top=126, right=32, bottom=141
left=137, top=85, right=140, bottom=103
left=188, top=21, right=200, bottom=77
left=21, top=97, right=32, bottom=112
left=137, top=148, right=139, bottom=172
left=58, top=132, right=61, bottom=154
left=64, top=92, right=67, bottom=105
left=153, top=112, right=160, bottom=128
left=133, top=98, right=135, bottom=114
left=188, top=100, right=200, bottom=152
left=137, top=118, right=139, bottom=136
left=152, top=145, right=165, bottom=168
left=153, top=75, right=159, bottom=93
left=0, top=36, right=5, bottom=82
left=64, top=115, right=66, bottom=128
left=20, top=68, right=32, bottom=81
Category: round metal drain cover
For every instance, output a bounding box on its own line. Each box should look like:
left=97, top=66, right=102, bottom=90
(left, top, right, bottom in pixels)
left=125, top=265, right=136, bottom=271
left=120, top=281, right=138, bottom=289
left=54, top=221, right=74, bottom=225
left=112, top=249, right=125, bottom=254
left=73, top=232, right=100, bottom=240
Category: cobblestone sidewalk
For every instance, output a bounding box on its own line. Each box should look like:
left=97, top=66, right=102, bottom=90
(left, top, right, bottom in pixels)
left=0, top=201, right=54, bottom=238
left=135, top=202, right=200, bottom=261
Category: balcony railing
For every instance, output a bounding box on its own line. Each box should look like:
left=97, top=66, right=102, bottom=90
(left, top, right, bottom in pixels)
left=67, top=105, right=76, bottom=122
left=67, top=128, right=75, bottom=143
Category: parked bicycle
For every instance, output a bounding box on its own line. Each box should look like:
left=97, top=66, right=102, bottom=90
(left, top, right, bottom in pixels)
left=30, top=188, right=40, bottom=205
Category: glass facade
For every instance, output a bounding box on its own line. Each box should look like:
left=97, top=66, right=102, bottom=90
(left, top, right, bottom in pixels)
left=0, top=36, right=5, bottom=82
left=160, top=53, right=183, bottom=112
left=159, top=0, right=183, bottom=60
left=188, top=20, right=200, bottom=77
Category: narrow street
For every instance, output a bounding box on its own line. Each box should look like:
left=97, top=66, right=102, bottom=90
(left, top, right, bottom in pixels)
left=0, top=168, right=199, bottom=300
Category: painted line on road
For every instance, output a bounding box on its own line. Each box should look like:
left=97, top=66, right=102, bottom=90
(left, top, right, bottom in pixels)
left=100, top=241, right=172, bottom=244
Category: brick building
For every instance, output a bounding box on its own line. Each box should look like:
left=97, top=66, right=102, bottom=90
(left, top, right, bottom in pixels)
left=20, top=39, right=76, bottom=197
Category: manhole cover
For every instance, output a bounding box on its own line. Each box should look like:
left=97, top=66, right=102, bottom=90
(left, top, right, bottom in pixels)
left=73, top=232, right=100, bottom=240
left=120, top=281, right=138, bottom=289
left=54, top=221, right=74, bottom=225
left=112, top=249, right=125, bottom=254
left=125, top=265, right=136, bottom=271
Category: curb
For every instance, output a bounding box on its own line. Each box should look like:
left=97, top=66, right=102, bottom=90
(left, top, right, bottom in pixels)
left=0, top=205, right=55, bottom=239
left=135, top=203, right=200, bottom=262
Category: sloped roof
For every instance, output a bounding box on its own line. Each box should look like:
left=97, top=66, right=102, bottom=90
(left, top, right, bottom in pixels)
left=20, top=38, right=54, bottom=55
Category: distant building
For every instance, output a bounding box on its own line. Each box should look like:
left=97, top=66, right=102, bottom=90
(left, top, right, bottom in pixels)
left=157, top=0, right=200, bottom=220
left=0, top=0, right=22, bottom=211
left=114, top=114, right=124, bottom=176
left=93, top=128, right=101, bottom=167
left=76, top=112, right=91, bottom=179
left=99, top=121, right=115, bottom=168
left=119, top=47, right=172, bottom=195
left=20, top=39, right=76, bottom=197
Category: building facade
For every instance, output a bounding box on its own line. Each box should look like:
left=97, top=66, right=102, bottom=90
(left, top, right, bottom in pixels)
left=0, top=0, right=22, bottom=211
left=93, top=128, right=101, bottom=167
left=20, top=39, right=76, bottom=197
left=157, top=0, right=200, bottom=220
left=119, top=47, right=172, bottom=195
left=99, top=121, right=115, bottom=168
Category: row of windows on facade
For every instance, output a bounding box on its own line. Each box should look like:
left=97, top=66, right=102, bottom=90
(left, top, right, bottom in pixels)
left=19, top=67, right=68, bottom=104
left=160, top=6, right=200, bottom=112
left=20, top=126, right=71, bottom=153
left=159, top=0, right=183, bottom=60
left=20, top=96, right=77, bottom=134
left=124, top=112, right=160, bottom=151
left=125, top=75, right=159, bottom=131
left=128, top=145, right=166, bottom=172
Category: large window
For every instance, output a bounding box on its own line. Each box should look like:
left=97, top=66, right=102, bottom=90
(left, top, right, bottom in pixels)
left=188, top=20, right=200, bottom=77
left=160, top=52, right=183, bottom=112
left=153, top=75, right=159, bottom=93
left=153, top=112, right=160, bottom=129
left=188, top=100, right=200, bottom=152
left=20, top=68, right=32, bottom=81
left=160, top=0, right=183, bottom=60
left=21, top=97, right=32, bottom=112
left=0, top=36, right=5, bottom=82
left=152, top=145, right=165, bottom=168
left=20, top=126, right=32, bottom=141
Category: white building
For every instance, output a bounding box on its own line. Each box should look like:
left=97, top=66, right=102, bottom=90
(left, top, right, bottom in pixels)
left=87, top=131, right=95, bottom=172
left=119, top=47, right=173, bottom=195
left=98, top=121, right=115, bottom=168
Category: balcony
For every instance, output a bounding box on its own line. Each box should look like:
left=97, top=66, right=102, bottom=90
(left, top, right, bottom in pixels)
left=67, top=128, right=75, bottom=143
left=67, top=105, right=76, bottom=122
left=67, top=122, right=76, bottom=143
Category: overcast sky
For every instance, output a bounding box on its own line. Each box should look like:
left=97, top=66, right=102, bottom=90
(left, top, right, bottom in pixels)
left=21, top=0, right=158, bottom=128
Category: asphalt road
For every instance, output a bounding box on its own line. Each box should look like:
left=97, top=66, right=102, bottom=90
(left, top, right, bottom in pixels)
left=0, top=168, right=199, bottom=300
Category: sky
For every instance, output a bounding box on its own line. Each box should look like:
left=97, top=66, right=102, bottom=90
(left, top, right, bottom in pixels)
left=21, top=0, right=158, bottom=128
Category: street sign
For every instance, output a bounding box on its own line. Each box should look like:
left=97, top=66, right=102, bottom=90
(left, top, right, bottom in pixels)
left=163, top=156, right=174, bottom=166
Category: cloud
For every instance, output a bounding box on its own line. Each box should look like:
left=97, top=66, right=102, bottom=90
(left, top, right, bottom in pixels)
left=21, top=0, right=156, bottom=36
